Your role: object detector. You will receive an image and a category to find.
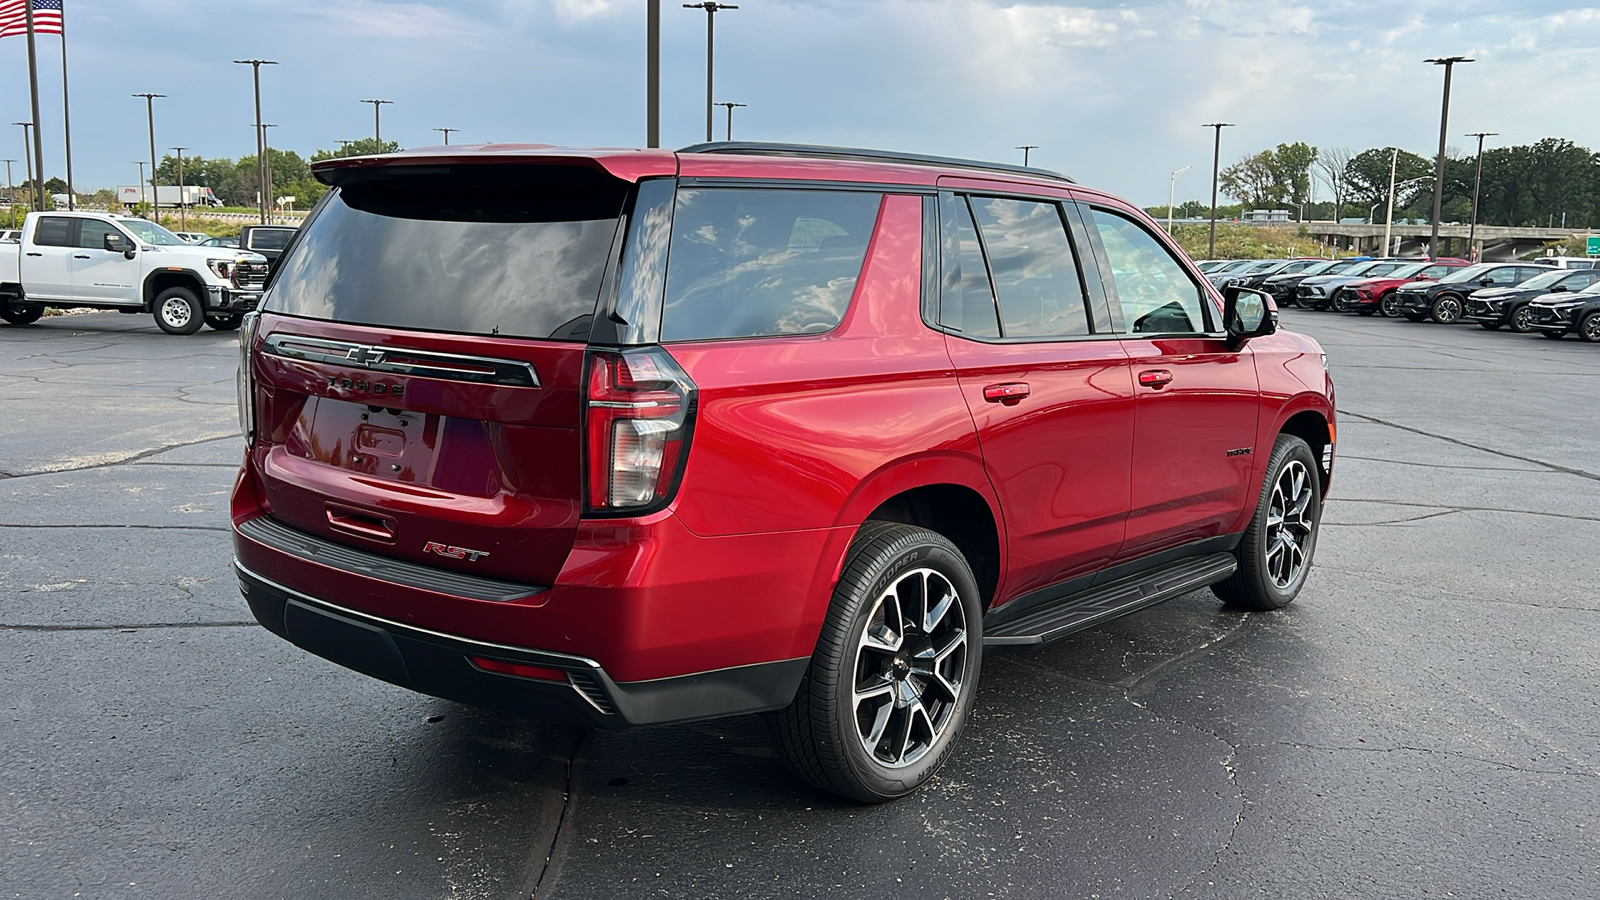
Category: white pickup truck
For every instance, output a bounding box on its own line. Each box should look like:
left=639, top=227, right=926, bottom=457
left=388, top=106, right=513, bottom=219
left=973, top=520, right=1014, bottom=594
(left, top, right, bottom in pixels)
left=0, top=211, right=271, bottom=334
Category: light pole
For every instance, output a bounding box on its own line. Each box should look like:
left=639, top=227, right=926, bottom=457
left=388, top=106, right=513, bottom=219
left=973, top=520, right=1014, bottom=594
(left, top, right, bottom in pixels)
left=134, top=161, right=146, bottom=212
left=684, top=3, right=738, bottom=143
left=14, top=123, right=33, bottom=209
left=1383, top=147, right=1399, bottom=257
left=433, top=127, right=458, bottom=145
left=338, top=139, right=355, bottom=157
left=133, top=93, right=165, bottom=225
left=1168, top=165, right=1192, bottom=234
left=233, top=59, right=277, bottom=224
left=361, top=99, right=393, bottom=150
left=647, top=0, right=660, bottom=147
left=714, top=102, right=745, bottom=141
left=1424, top=56, right=1472, bottom=259
left=1, top=159, right=13, bottom=226
left=1203, top=123, right=1234, bottom=259
left=1465, top=131, right=1496, bottom=261
left=1017, top=145, right=1039, bottom=167
left=171, top=146, right=187, bottom=232
left=260, top=124, right=278, bottom=223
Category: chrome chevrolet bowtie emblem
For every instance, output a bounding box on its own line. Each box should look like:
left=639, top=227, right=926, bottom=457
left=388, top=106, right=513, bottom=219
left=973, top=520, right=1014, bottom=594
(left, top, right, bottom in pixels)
left=345, top=346, right=387, bottom=367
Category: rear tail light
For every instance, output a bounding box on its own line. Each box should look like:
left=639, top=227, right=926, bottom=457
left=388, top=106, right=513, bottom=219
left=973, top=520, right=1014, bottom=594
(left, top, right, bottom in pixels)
left=584, top=347, right=696, bottom=512
left=236, top=312, right=260, bottom=445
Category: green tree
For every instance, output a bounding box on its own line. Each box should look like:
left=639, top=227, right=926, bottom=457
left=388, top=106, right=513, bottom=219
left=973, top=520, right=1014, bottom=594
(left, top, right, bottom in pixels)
left=1219, top=151, right=1280, bottom=209
left=1267, top=142, right=1318, bottom=206
left=1342, top=147, right=1432, bottom=214
left=312, top=137, right=401, bottom=161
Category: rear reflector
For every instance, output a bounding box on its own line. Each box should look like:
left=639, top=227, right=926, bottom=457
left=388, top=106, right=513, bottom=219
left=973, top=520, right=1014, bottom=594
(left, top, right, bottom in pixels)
left=469, top=657, right=568, bottom=682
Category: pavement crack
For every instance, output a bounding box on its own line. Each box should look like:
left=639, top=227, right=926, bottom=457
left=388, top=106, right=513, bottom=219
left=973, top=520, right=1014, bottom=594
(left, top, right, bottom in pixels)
left=0, top=434, right=238, bottom=478
left=1336, top=454, right=1545, bottom=473
left=1337, top=409, right=1600, bottom=482
left=3, top=621, right=257, bottom=632
left=1275, top=741, right=1599, bottom=779
left=530, top=729, right=589, bottom=899
left=1329, top=498, right=1600, bottom=524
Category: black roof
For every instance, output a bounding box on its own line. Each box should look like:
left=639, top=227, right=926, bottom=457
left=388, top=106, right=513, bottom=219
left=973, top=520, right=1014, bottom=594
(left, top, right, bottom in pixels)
left=679, top=141, right=1074, bottom=184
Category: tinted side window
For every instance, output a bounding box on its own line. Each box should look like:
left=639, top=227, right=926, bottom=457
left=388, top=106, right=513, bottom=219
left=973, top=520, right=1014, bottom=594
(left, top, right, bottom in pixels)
left=77, top=219, right=124, bottom=250
left=938, top=194, right=1000, bottom=338
left=968, top=197, right=1089, bottom=338
left=248, top=229, right=293, bottom=251
left=34, top=216, right=73, bottom=247
left=659, top=188, right=881, bottom=342
left=1089, top=208, right=1210, bottom=334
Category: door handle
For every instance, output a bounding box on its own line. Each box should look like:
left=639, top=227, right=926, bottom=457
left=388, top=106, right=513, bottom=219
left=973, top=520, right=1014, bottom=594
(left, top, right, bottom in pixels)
left=982, top=382, right=1030, bottom=404
left=73, top=254, right=91, bottom=259
left=25, top=252, right=42, bottom=257
left=1138, top=369, right=1174, bottom=389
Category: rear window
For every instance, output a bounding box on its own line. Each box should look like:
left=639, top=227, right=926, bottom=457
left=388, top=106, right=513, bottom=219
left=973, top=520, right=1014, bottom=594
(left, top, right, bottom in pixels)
left=247, top=228, right=295, bottom=251
left=265, top=165, right=627, bottom=341
left=659, top=188, right=882, bottom=342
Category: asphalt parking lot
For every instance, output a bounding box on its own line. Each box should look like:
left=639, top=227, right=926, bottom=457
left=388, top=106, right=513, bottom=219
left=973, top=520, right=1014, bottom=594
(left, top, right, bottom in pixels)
left=3, top=309, right=1597, bottom=899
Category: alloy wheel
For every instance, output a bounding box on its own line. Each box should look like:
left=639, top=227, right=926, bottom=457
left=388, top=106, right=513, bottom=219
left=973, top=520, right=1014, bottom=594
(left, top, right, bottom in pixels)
left=161, top=296, right=193, bottom=329
left=1511, top=306, right=1534, bottom=333
left=1380, top=294, right=1401, bottom=317
left=1434, top=296, right=1462, bottom=323
left=1582, top=313, right=1600, bottom=343
left=1264, top=460, right=1315, bottom=590
left=853, top=567, right=968, bottom=769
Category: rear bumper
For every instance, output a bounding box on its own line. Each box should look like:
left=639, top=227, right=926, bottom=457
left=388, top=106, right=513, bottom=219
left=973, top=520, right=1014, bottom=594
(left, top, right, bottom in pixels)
left=236, top=560, right=808, bottom=728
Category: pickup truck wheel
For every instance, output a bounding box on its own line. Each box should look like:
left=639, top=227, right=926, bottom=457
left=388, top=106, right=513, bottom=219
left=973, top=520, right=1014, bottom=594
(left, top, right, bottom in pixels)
left=1509, top=305, right=1535, bottom=333
left=205, top=314, right=244, bottom=331
left=154, top=287, right=204, bottom=335
left=1430, top=294, right=1464, bottom=323
left=1, top=302, right=44, bottom=326
left=1579, top=312, right=1600, bottom=343
left=769, top=521, right=982, bottom=803
left=1212, top=434, right=1321, bottom=611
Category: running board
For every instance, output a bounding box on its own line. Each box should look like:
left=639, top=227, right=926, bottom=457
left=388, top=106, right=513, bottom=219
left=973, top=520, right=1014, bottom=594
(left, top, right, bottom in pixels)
left=983, top=553, right=1237, bottom=648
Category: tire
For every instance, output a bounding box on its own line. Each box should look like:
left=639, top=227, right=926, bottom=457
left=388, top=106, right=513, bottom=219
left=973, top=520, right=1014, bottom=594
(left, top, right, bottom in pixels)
left=1539, top=331, right=1565, bottom=340
left=1, top=302, right=44, bottom=326
left=1379, top=293, right=1403, bottom=317
left=1212, top=434, right=1321, bottom=611
left=153, top=287, right=204, bottom=335
left=769, top=521, right=983, bottom=803
left=1430, top=293, right=1464, bottom=324
left=1579, top=312, right=1600, bottom=344
left=1478, top=322, right=1501, bottom=331
left=1403, top=312, right=1426, bottom=322
left=1508, top=304, right=1535, bottom=334
left=205, top=313, right=244, bottom=331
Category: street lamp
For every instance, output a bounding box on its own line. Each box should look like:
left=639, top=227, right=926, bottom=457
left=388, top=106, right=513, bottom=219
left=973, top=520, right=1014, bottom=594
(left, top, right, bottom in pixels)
left=1202, top=123, right=1234, bottom=259
left=684, top=2, right=738, bottom=143
left=134, top=161, right=146, bottom=212
left=433, top=127, right=458, bottom=145
left=260, top=124, right=278, bottom=222
left=233, top=59, right=278, bottom=224
left=1168, top=165, right=1192, bottom=234
left=1, top=159, right=14, bottom=226
left=132, top=93, right=165, bottom=225
left=1424, top=56, right=1473, bottom=259
left=714, top=102, right=745, bottom=141
left=1017, top=145, right=1039, bottom=167
left=1465, top=131, right=1497, bottom=261
left=337, top=139, right=356, bottom=158
left=14, top=123, right=33, bottom=209
left=171, top=146, right=187, bottom=232
left=361, top=99, right=393, bottom=150
left=647, top=0, right=660, bottom=147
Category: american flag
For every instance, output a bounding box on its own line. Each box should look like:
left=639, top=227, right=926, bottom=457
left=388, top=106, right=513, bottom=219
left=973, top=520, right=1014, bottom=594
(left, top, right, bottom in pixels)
left=0, top=0, right=64, bottom=39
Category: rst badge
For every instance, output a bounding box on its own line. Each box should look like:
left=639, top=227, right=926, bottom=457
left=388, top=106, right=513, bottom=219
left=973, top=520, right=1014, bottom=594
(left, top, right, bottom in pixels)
left=423, top=542, right=490, bottom=562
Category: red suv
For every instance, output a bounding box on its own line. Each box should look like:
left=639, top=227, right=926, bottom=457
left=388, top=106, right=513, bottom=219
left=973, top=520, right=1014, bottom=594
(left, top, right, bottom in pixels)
left=232, top=143, right=1335, bottom=801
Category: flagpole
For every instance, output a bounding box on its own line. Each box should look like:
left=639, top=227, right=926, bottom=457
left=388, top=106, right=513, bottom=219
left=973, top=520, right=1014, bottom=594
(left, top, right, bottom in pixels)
left=24, top=0, right=47, bottom=209
left=58, top=1, right=73, bottom=209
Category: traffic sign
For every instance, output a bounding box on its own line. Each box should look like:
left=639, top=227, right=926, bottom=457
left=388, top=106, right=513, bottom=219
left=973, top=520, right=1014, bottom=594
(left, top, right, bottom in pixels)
left=1587, top=235, right=1600, bottom=256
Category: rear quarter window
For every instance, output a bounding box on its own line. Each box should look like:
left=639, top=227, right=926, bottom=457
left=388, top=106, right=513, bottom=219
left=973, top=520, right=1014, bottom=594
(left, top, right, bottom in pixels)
left=659, top=188, right=883, bottom=342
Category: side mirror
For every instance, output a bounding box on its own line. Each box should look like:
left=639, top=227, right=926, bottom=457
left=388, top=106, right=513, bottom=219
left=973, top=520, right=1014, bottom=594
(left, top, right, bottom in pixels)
left=103, top=232, right=129, bottom=253
left=1223, top=285, right=1277, bottom=348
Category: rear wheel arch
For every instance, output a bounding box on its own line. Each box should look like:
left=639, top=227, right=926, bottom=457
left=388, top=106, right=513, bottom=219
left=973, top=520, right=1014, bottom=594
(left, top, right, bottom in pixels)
left=861, top=484, right=1002, bottom=613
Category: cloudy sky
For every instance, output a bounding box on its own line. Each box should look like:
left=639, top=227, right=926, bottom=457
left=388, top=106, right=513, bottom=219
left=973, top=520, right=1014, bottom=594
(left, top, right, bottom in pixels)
left=2, top=0, right=1597, bottom=204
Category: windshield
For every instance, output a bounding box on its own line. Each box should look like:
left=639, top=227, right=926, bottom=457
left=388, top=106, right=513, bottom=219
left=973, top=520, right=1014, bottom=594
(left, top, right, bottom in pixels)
left=1216, top=260, right=1251, bottom=272
left=1245, top=260, right=1284, bottom=273
left=1326, top=259, right=1367, bottom=274
left=266, top=165, right=626, bottom=341
left=1518, top=269, right=1583, bottom=291
left=1439, top=264, right=1497, bottom=283
left=1339, top=261, right=1386, bottom=277
left=1579, top=281, right=1600, bottom=295
left=1414, top=264, right=1457, bottom=279
left=1378, top=263, right=1429, bottom=279
left=117, top=218, right=187, bottom=246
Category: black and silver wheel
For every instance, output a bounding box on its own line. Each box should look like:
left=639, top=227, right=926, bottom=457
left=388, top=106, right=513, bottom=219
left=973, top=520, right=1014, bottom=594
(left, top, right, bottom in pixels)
left=1509, top=304, right=1535, bottom=333
left=1379, top=293, right=1403, bottom=317
left=154, top=287, right=204, bottom=335
left=0, top=301, right=44, bottom=326
left=1430, top=293, right=1464, bottom=323
left=770, top=522, right=981, bottom=802
left=1579, top=311, right=1600, bottom=344
left=205, top=313, right=244, bottom=331
left=1213, top=434, right=1321, bottom=611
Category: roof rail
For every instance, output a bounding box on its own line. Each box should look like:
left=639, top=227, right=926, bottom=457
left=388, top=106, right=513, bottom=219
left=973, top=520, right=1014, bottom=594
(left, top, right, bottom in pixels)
left=678, top=141, right=1074, bottom=184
